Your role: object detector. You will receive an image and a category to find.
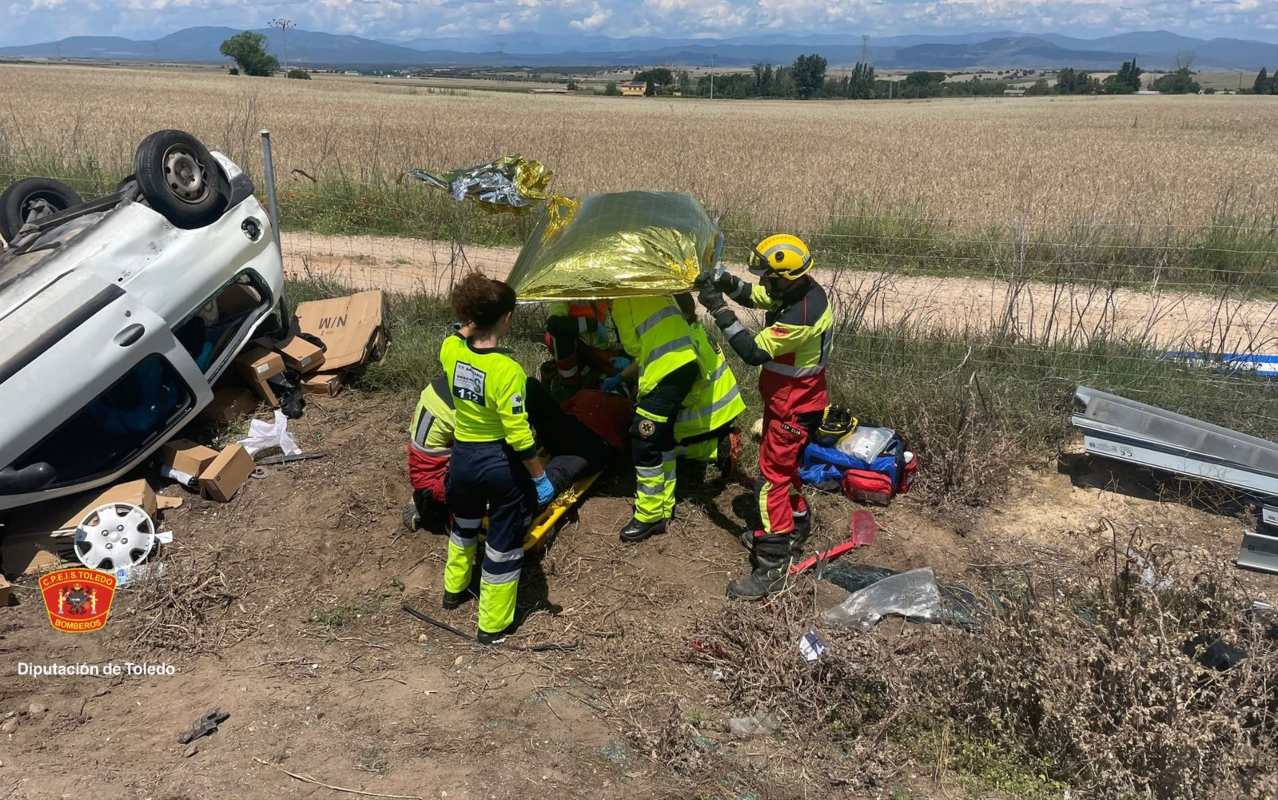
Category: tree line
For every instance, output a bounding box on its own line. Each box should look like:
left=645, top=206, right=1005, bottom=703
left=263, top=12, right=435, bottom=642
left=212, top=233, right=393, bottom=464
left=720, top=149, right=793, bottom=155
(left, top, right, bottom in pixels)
left=1254, top=68, right=1278, bottom=94
left=619, top=54, right=1227, bottom=100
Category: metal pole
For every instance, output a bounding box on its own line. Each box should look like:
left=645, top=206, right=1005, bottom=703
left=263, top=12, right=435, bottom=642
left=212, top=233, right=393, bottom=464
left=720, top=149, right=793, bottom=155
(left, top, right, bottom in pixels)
left=259, top=130, right=283, bottom=255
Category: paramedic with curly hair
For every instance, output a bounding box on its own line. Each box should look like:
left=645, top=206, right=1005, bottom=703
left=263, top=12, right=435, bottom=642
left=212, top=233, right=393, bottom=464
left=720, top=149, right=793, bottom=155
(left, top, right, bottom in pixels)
left=440, top=274, right=557, bottom=644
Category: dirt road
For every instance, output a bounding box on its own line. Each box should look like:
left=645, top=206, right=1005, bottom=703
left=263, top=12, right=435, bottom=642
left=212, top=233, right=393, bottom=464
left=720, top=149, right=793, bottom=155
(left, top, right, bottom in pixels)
left=282, top=231, right=1278, bottom=352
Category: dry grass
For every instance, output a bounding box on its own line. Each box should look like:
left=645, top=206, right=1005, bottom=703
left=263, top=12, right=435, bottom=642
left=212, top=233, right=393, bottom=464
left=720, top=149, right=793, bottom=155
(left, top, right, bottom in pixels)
left=687, top=534, right=1278, bottom=799
left=4, top=63, right=1278, bottom=232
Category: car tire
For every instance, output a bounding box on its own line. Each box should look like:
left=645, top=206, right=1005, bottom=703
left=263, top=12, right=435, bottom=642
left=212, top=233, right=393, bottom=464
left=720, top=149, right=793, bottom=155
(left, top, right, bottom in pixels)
left=0, top=177, right=83, bottom=240
left=133, top=130, right=228, bottom=229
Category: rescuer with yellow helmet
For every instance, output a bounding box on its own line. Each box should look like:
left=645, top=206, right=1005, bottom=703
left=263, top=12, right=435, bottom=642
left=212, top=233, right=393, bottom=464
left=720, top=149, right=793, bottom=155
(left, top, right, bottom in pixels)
left=696, top=234, right=833, bottom=599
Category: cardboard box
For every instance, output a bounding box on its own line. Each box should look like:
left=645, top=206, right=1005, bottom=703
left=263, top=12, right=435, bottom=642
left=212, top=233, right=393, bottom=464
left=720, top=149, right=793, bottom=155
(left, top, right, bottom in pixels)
left=302, top=372, right=343, bottom=397
left=1, top=479, right=158, bottom=576
left=295, top=290, right=385, bottom=371
left=257, top=335, right=326, bottom=374
left=199, top=444, right=254, bottom=503
left=233, top=347, right=285, bottom=407
left=157, top=439, right=220, bottom=486
left=217, top=283, right=265, bottom=316
left=201, top=385, right=260, bottom=425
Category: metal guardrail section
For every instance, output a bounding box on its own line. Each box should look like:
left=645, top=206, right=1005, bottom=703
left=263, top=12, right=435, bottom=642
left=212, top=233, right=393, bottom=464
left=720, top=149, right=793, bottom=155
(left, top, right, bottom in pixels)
left=1072, top=386, right=1278, bottom=573
left=1071, top=385, right=1278, bottom=498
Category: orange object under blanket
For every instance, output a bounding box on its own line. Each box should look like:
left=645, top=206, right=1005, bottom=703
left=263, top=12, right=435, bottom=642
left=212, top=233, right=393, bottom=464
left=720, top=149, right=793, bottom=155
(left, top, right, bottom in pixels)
left=561, top=389, right=634, bottom=450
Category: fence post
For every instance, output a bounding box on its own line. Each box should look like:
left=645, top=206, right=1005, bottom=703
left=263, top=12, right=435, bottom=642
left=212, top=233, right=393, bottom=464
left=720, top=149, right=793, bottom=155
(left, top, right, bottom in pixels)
left=259, top=129, right=283, bottom=256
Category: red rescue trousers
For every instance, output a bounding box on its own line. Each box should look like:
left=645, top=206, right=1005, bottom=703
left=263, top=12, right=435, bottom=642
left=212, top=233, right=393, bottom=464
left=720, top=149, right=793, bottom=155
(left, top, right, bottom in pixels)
left=756, top=375, right=827, bottom=535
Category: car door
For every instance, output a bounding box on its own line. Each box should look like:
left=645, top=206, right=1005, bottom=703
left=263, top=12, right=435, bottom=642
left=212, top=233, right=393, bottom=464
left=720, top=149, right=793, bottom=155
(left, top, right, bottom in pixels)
left=0, top=275, right=213, bottom=510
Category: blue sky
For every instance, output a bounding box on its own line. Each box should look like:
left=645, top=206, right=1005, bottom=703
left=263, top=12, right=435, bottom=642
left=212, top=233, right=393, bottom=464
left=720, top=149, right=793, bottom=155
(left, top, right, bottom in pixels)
left=3, top=0, right=1277, bottom=46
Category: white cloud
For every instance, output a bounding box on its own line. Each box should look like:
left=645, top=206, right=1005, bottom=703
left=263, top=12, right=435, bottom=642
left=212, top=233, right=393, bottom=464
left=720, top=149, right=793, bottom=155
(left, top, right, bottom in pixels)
left=569, top=1, right=609, bottom=31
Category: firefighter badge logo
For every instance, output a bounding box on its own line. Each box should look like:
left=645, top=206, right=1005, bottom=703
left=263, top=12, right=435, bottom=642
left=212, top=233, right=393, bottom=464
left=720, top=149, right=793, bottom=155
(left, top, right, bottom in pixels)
left=638, top=418, right=657, bottom=438
left=39, top=568, right=117, bottom=633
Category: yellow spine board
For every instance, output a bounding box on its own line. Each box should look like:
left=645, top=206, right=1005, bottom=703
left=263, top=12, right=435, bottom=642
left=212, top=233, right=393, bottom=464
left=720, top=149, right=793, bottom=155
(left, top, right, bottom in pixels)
left=524, top=472, right=600, bottom=551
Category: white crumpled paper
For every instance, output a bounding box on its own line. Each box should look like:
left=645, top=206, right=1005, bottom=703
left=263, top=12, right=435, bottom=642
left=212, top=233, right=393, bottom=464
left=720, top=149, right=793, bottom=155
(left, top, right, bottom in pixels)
left=238, top=410, right=301, bottom=458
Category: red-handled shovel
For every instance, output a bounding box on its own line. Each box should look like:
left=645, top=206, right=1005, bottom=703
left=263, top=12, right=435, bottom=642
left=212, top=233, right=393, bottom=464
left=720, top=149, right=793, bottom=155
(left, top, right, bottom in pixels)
left=788, top=509, right=879, bottom=577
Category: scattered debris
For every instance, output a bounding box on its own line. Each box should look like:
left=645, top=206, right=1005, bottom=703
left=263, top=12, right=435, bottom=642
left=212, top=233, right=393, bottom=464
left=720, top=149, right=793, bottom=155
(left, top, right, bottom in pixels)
left=183, top=743, right=200, bottom=758
left=238, top=410, right=301, bottom=459
left=72, top=501, right=173, bottom=584
left=26, top=702, right=45, bottom=716
left=295, top=290, right=387, bottom=372
left=0, top=717, right=17, bottom=735
left=2, top=479, right=159, bottom=576
left=176, top=708, right=230, bottom=745
left=302, top=372, right=343, bottom=397
left=253, top=757, right=423, bottom=799
left=822, top=567, right=944, bottom=631
left=260, top=334, right=326, bottom=374
left=254, top=451, right=327, bottom=467
left=798, top=631, right=826, bottom=663
left=727, top=714, right=779, bottom=738
left=156, top=439, right=220, bottom=489
left=199, top=445, right=255, bottom=503
left=234, top=346, right=286, bottom=407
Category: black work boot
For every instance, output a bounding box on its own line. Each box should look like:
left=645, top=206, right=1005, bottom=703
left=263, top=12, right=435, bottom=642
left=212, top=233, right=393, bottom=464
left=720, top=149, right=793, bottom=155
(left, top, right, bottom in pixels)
left=619, top=516, right=667, bottom=543
left=402, top=503, right=422, bottom=532
left=715, top=431, right=737, bottom=479
left=476, top=625, right=510, bottom=646
left=727, top=534, right=792, bottom=600
left=442, top=589, right=471, bottom=610
left=791, top=508, right=814, bottom=553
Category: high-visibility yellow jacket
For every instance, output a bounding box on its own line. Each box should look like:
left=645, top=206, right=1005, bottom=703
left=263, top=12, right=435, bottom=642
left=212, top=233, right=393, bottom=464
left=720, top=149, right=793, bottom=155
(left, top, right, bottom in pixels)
left=409, top=374, right=456, bottom=455
left=611, top=296, right=698, bottom=396
left=718, top=277, right=833, bottom=415
left=674, top=323, right=745, bottom=442
left=439, top=335, right=537, bottom=457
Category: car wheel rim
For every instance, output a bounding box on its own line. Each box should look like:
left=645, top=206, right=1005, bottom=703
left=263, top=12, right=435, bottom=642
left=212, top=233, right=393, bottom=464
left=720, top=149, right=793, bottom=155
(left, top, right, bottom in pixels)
left=162, top=145, right=210, bottom=205
left=20, top=195, right=58, bottom=224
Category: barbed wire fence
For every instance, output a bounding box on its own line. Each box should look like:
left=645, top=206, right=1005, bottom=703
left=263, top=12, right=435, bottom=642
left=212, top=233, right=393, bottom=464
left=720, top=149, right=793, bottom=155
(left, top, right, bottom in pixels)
left=4, top=163, right=1277, bottom=438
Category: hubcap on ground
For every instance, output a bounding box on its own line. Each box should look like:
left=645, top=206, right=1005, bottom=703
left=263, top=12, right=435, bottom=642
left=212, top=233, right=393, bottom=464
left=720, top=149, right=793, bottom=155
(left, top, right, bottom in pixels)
left=74, top=502, right=157, bottom=572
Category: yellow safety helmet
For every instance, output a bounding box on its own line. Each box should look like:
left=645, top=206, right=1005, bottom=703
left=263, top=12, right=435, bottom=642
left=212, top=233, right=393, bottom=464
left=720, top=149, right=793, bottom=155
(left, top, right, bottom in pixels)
left=748, top=234, right=814, bottom=280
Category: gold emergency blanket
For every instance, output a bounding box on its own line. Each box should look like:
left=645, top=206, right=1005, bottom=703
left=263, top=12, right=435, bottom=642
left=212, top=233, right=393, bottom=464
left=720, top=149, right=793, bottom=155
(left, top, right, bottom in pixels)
left=406, top=155, right=553, bottom=210
left=507, top=191, right=719, bottom=301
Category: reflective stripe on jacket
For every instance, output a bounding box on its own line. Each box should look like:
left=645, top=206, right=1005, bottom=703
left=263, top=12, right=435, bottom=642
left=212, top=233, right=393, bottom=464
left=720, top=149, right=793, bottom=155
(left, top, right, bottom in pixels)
left=611, top=296, right=698, bottom=397
left=720, top=279, right=833, bottom=414
left=409, top=374, right=456, bottom=455
left=674, top=323, right=746, bottom=442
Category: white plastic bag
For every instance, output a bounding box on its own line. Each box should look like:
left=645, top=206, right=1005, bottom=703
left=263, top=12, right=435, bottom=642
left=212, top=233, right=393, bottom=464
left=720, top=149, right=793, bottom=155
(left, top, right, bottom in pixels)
left=821, top=567, right=943, bottom=631
left=238, top=410, right=301, bottom=459
left=837, top=425, right=895, bottom=462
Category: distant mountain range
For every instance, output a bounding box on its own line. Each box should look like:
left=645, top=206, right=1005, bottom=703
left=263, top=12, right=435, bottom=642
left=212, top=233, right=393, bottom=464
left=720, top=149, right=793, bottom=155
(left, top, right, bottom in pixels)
left=2, top=27, right=1276, bottom=71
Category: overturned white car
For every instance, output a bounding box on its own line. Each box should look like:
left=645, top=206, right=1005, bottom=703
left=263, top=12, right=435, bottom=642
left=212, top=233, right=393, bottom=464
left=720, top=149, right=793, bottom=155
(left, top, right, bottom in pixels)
left=0, top=130, right=285, bottom=511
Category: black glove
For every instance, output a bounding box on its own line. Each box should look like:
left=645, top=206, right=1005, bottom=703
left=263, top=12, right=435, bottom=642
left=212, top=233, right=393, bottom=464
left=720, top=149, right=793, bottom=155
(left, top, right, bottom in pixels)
left=697, top=284, right=726, bottom=313
left=711, top=306, right=738, bottom=331
left=693, top=272, right=714, bottom=290
left=714, top=271, right=743, bottom=295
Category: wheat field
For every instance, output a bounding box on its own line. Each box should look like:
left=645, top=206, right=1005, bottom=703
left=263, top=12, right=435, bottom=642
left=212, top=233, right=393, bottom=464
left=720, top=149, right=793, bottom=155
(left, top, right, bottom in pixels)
left=2, top=62, right=1278, bottom=231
